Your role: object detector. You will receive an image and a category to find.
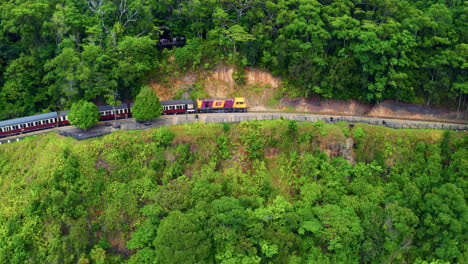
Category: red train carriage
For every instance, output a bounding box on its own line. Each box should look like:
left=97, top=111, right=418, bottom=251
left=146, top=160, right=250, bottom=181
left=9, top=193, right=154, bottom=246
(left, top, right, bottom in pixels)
left=162, top=100, right=196, bottom=115
left=98, top=103, right=130, bottom=120
left=0, top=112, right=58, bottom=138
left=196, top=97, right=246, bottom=113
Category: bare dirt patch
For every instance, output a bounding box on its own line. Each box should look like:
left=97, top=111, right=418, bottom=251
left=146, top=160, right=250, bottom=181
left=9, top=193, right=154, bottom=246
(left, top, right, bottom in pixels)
left=281, top=97, right=371, bottom=116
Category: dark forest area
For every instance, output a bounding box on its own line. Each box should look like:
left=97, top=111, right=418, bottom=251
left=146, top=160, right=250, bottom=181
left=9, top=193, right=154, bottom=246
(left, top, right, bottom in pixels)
left=0, top=0, right=467, bottom=120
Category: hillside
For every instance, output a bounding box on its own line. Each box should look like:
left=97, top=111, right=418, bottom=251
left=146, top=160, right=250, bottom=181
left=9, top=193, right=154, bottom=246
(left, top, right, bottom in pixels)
left=0, top=121, right=467, bottom=263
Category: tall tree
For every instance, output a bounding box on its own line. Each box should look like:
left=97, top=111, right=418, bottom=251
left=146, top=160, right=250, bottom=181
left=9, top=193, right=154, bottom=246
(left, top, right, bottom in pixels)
left=68, top=100, right=100, bottom=130
left=131, top=86, right=162, bottom=122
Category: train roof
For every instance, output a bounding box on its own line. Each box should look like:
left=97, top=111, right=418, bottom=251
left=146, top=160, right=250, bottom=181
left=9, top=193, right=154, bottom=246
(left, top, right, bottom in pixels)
left=98, top=103, right=128, bottom=111
left=197, top=98, right=235, bottom=102
left=0, top=112, right=58, bottom=127
left=161, top=99, right=194, bottom=105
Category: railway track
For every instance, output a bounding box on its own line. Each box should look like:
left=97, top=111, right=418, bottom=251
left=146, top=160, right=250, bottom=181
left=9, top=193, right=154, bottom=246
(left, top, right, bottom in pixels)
left=1, top=112, right=467, bottom=144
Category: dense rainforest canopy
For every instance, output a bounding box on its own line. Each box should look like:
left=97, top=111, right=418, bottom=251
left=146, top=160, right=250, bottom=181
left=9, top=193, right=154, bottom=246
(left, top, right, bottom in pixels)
left=0, top=120, right=467, bottom=263
left=0, top=0, right=467, bottom=120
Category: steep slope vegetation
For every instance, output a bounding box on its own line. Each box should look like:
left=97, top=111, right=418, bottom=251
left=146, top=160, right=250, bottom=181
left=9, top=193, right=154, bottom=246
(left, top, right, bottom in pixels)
left=0, top=121, right=467, bottom=263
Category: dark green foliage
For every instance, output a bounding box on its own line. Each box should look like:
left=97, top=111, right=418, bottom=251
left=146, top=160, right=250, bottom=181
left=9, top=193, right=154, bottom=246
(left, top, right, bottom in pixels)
left=287, top=120, right=298, bottom=136
left=217, top=133, right=231, bottom=160
left=132, top=86, right=162, bottom=122
left=222, top=122, right=230, bottom=133
left=153, top=126, right=175, bottom=147
left=154, top=210, right=212, bottom=264
left=1, top=0, right=467, bottom=121
left=68, top=100, right=100, bottom=130
left=440, top=130, right=451, bottom=164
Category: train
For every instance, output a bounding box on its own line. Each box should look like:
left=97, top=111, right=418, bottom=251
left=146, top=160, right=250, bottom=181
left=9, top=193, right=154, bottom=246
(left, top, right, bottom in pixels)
left=0, top=97, right=246, bottom=138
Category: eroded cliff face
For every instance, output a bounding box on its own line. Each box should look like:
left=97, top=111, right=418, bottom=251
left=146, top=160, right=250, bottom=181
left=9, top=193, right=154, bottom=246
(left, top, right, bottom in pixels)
left=150, top=66, right=467, bottom=122
left=151, top=66, right=282, bottom=110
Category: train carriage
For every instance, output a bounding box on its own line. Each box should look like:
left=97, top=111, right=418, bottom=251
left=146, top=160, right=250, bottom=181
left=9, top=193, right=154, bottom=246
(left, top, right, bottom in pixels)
left=98, top=103, right=130, bottom=120
left=162, top=100, right=195, bottom=115
left=196, top=97, right=246, bottom=113
left=0, top=112, right=58, bottom=138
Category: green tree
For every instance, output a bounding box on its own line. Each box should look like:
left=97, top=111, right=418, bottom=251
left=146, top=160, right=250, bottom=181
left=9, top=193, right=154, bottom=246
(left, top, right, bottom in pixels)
left=68, top=100, right=100, bottom=130
left=154, top=210, right=212, bottom=264
left=131, top=86, right=162, bottom=122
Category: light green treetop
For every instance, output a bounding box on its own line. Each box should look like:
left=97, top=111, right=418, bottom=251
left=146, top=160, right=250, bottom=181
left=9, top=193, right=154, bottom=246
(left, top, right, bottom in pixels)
left=68, top=100, right=100, bottom=130
left=131, top=86, right=162, bottom=121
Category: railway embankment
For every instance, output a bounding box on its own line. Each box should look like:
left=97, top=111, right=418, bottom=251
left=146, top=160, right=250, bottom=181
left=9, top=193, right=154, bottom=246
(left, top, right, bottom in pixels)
left=1, top=112, right=467, bottom=144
